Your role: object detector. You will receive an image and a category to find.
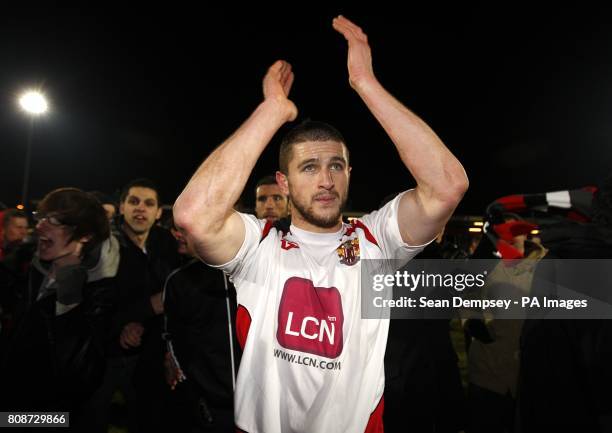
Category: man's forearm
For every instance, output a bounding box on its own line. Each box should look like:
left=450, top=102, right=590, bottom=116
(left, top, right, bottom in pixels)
left=174, top=99, right=291, bottom=232
left=354, top=78, right=468, bottom=200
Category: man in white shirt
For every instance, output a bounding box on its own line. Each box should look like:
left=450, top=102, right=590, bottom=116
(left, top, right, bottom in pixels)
left=174, top=15, right=468, bottom=433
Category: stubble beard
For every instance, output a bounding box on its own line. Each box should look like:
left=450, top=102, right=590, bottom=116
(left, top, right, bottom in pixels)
left=289, top=187, right=348, bottom=229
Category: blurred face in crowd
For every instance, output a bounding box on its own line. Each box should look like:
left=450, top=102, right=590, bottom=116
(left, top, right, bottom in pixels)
left=102, top=203, right=116, bottom=221
left=171, top=226, right=194, bottom=256
left=512, top=233, right=528, bottom=255
left=120, top=187, right=162, bottom=235
left=36, top=214, right=85, bottom=262
left=4, top=216, right=28, bottom=244
left=278, top=140, right=350, bottom=231
left=504, top=216, right=529, bottom=255
left=255, top=183, right=289, bottom=222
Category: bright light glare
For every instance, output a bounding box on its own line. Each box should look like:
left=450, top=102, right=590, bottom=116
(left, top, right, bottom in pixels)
left=19, top=91, right=48, bottom=115
left=468, top=227, right=482, bottom=233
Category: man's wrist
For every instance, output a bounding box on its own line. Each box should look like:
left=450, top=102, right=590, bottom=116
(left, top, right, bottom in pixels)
left=351, top=75, right=381, bottom=95
left=260, top=97, right=296, bottom=123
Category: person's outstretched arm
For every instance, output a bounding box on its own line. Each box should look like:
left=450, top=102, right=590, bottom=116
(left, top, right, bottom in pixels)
left=174, top=61, right=297, bottom=265
left=333, top=16, right=469, bottom=246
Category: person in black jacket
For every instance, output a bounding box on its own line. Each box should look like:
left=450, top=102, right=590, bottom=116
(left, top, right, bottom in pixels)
left=0, top=209, right=33, bottom=342
left=1, top=188, right=119, bottom=430
left=162, top=222, right=240, bottom=432
left=81, top=178, right=180, bottom=433
left=517, top=175, right=612, bottom=433
left=383, top=233, right=467, bottom=433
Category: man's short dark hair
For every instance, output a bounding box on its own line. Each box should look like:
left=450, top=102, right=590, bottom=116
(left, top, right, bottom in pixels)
left=37, top=188, right=110, bottom=255
left=3, top=209, right=27, bottom=229
left=120, top=178, right=161, bottom=205
left=279, top=120, right=347, bottom=174
left=255, top=175, right=278, bottom=193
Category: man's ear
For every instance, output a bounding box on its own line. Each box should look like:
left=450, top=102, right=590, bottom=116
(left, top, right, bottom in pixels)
left=119, top=202, right=125, bottom=216
left=155, top=207, right=163, bottom=221
left=276, top=171, right=289, bottom=196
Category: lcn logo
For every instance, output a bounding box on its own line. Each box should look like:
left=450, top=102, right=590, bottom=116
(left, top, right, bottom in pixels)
left=277, top=277, right=344, bottom=359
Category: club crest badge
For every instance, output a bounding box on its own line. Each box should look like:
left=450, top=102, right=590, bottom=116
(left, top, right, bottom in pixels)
left=336, top=238, right=360, bottom=266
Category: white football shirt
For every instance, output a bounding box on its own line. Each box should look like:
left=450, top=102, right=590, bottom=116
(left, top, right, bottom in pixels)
left=213, top=192, right=427, bottom=433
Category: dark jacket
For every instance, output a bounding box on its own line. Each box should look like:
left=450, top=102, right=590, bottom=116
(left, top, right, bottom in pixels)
left=109, top=224, right=180, bottom=358
left=1, top=237, right=119, bottom=412
left=0, top=241, right=35, bottom=333
left=384, top=244, right=467, bottom=433
left=164, top=258, right=240, bottom=409
left=518, top=223, right=612, bottom=432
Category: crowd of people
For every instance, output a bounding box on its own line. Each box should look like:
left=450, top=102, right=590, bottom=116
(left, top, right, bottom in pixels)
left=0, top=175, right=292, bottom=432
left=1, top=14, right=612, bottom=433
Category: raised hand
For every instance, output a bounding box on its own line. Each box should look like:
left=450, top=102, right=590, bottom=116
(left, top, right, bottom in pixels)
left=332, top=15, right=376, bottom=90
left=263, top=60, right=298, bottom=122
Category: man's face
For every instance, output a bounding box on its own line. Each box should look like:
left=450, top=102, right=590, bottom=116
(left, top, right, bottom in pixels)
left=255, top=183, right=289, bottom=222
left=278, top=140, right=350, bottom=230
left=505, top=217, right=528, bottom=255
left=36, top=214, right=80, bottom=262
left=5, top=217, right=28, bottom=244
left=512, top=234, right=527, bottom=255
left=171, top=227, right=194, bottom=256
left=120, top=187, right=162, bottom=235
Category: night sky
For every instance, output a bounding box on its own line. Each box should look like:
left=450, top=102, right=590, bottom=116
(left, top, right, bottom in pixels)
left=1, top=5, right=611, bottom=215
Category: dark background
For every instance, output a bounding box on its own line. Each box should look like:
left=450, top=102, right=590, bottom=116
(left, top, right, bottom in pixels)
left=1, top=5, right=610, bottom=214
